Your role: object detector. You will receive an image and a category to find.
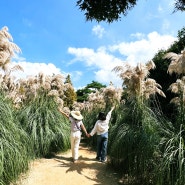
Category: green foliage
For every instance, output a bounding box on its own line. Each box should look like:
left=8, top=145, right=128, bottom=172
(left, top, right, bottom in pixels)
left=150, top=50, right=177, bottom=121
left=156, top=123, right=185, bottom=185
left=174, top=0, right=185, bottom=11
left=109, top=102, right=161, bottom=184
left=76, top=80, right=106, bottom=102
left=17, top=92, right=70, bottom=157
left=0, top=93, right=31, bottom=185
left=77, top=0, right=185, bottom=23
left=76, top=0, right=138, bottom=23
left=76, top=88, right=92, bottom=102
left=86, top=80, right=106, bottom=89
left=168, top=27, right=185, bottom=53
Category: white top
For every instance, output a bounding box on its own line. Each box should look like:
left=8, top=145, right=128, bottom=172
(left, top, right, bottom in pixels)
left=90, top=110, right=113, bottom=136
left=69, top=117, right=83, bottom=132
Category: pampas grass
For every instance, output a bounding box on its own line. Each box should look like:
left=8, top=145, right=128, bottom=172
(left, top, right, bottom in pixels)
left=108, top=60, right=166, bottom=184
left=0, top=92, right=31, bottom=185
left=17, top=92, right=70, bottom=157
left=165, top=49, right=185, bottom=75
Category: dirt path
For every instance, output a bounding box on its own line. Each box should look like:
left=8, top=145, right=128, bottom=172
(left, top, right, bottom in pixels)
left=17, top=143, right=122, bottom=185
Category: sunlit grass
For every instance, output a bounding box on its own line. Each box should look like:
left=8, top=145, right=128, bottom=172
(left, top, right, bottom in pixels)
left=17, top=92, right=70, bottom=158
left=0, top=92, right=31, bottom=185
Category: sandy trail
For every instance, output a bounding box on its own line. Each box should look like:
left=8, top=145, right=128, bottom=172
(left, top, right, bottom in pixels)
left=17, top=143, right=122, bottom=185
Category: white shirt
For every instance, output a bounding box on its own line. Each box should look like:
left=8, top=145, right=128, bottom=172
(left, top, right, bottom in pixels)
left=90, top=110, right=113, bottom=136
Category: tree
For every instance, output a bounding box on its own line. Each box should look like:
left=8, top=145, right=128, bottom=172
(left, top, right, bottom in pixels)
left=77, top=0, right=137, bottom=23
left=63, top=74, right=77, bottom=109
left=86, top=80, right=106, bottom=90
left=76, top=80, right=106, bottom=102
left=169, top=27, right=185, bottom=53
left=149, top=50, right=177, bottom=121
left=174, top=0, right=185, bottom=11
left=76, top=0, right=185, bottom=23
left=64, top=74, right=72, bottom=84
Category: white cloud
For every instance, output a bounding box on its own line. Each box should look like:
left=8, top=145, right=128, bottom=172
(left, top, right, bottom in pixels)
left=68, top=46, right=124, bottom=86
left=92, top=25, right=105, bottom=39
left=11, top=56, right=64, bottom=80
left=109, top=31, right=177, bottom=66
left=68, top=47, right=123, bottom=69
left=68, top=31, right=177, bottom=87
left=10, top=55, right=83, bottom=88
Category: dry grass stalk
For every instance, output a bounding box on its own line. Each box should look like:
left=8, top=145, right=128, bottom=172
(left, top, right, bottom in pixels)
left=0, top=26, right=21, bottom=70
left=113, top=60, right=165, bottom=100
left=87, top=90, right=105, bottom=109
left=165, top=50, right=185, bottom=106
left=72, top=101, right=85, bottom=111
left=9, top=73, right=66, bottom=109
left=165, top=49, right=185, bottom=75
left=169, top=77, right=185, bottom=105
left=102, top=82, right=123, bottom=105
left=84, top=82, right=123, bottom=112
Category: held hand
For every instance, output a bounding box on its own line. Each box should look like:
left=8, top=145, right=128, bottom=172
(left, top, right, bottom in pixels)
left=86, top=133, right=91, bottom=138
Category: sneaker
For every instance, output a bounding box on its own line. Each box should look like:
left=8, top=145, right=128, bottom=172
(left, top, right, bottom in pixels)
left=100, top=158, right=107, bottom=163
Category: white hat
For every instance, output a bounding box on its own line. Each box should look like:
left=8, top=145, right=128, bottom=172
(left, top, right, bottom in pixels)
left=70, top=111, right=83, bottom=120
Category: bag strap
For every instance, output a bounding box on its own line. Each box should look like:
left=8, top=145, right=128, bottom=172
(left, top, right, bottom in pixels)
left=75, top=121, right=81, bottom=131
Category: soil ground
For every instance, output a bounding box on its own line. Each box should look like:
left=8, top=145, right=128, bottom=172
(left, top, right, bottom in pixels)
left=16, top=142, right=123, bottom=185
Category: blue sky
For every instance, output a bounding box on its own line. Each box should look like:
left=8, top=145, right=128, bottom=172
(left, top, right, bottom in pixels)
left=1, top=0, right=185, bottom=89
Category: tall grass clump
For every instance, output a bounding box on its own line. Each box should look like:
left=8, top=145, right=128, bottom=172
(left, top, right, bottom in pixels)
left=156, top=121, right=185, bottom=185
left=109, top=61, right=166, bottom=184
left=109, top=101, right=162, bottom=184
left=13, top=72, right=73, bottom=157
left=156, top=50, right=185, bottom=185
left=17, top=91, right=70, bottom=158
left=0, top=92, right=31, bottom=185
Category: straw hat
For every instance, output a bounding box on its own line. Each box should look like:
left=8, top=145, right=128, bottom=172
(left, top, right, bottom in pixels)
left=70, top=111, right=83, bottom=120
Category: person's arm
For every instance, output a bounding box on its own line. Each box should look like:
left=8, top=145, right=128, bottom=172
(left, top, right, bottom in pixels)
left=89, top=122, right=98, bottom=137
left=59, top=109, right=69, bottom=119
left=80, top=124, right=88, bottom=137
left=106, top=106, right=115, bottom=121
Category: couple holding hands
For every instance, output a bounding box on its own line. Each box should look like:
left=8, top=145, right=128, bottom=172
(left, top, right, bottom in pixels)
left=60, top=106, right=115, bottom=163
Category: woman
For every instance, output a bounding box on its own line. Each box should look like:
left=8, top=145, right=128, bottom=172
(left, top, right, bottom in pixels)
left=88, top=106, right=115, bottom=162
left=60, top=110, right=88, bottom=163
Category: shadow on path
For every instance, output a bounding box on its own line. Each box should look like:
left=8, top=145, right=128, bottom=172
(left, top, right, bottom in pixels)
left=52, top=144, right=122, bottom=185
